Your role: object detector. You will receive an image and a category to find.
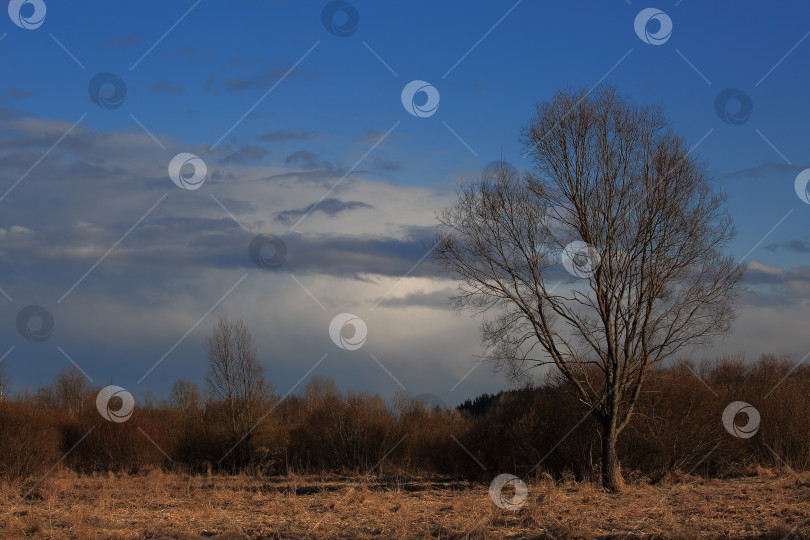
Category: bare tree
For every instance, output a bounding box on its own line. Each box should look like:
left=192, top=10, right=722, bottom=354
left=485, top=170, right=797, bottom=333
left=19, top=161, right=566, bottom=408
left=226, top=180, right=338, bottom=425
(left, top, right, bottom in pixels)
left=434, top=86, right=744, bottom=491
left=168, top=379, right=201, bottom=412
left=303, top=375, right=340, bottom=412
left=39, top=367, right=90, bottom=418
left=205, top=316, right=272, bottom=465
left=0, top=363, right=8, bottom=402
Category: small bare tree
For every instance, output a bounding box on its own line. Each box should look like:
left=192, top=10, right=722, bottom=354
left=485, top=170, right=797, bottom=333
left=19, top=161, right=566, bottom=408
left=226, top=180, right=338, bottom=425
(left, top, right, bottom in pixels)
left=168, top=379, right=201, bottom=412
left=205, top=316, right=272, bottom=466
left=0, top=363, right=8, bottom=402
left=39, top=367, right=90, bottom=418
left=434, top=86, right=744, bottom=491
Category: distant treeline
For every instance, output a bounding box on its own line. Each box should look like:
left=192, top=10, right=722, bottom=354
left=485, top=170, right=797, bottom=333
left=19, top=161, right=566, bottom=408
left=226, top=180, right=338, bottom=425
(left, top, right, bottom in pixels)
left=0, top=355, right=807, bottom=482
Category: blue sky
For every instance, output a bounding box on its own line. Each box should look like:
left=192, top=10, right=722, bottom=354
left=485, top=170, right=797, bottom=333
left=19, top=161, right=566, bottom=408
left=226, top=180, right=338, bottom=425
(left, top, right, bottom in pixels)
left=1, top=0, right=810, bottom=404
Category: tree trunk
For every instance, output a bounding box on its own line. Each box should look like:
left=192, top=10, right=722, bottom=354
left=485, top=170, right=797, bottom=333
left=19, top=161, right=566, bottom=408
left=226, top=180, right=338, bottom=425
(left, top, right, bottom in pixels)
left=601, top=420, right=625, bottom=492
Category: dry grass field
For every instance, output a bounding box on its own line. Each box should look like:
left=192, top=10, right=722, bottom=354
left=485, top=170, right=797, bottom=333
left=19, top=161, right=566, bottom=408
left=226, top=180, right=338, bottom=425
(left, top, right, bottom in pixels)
left=1, top=468, right=808, bottom=539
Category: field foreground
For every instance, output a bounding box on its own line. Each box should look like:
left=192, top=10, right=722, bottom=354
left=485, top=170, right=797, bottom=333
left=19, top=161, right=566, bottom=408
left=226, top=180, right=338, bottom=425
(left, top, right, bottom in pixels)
left=1, top=470, right=809, bottom=539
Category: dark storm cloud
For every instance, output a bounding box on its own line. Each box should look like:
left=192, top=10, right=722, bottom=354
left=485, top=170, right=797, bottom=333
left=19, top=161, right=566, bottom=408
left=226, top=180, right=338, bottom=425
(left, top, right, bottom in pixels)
left=281, top=227, right=440, bottom=279
left=275, top=198, right=373, bottom=224
left=765, top=239, right=810, bottom=254
left=284, top=150, right=333, bottom=170
left=370, top=156, right=403, bottom=171
left=375, top=289, right=454, bottom=309
left=0, top=206, right=440, bottom=287
left=257, top=169, right=344, bottom=189
left=736, top=261, right=810, bottom=309
left=0, top=115, right=438, bottom=324
left=714, top=162, right=800, bottom=182
left=744, top=262, right=810, bottom=286
left=218, top=145, right=270, bottom=165
left=736, top=291, right=796, bottom=309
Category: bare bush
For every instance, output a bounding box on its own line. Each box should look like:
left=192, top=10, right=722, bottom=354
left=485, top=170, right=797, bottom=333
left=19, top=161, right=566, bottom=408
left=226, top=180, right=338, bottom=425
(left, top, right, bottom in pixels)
left=0, top=402, right=61, bottom=481
left=0, top=356, right=808, bottom=483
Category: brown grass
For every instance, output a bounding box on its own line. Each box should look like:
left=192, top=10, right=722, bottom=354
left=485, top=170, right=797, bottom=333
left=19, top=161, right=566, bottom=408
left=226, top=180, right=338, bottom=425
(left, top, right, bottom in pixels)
left=1, top=469, right=809, bottom=539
